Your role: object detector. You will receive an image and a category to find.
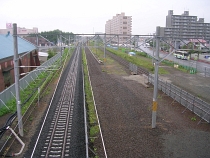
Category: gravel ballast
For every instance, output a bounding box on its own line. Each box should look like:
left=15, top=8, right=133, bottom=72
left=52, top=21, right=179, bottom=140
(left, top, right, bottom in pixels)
left=85, top=47, right=210, bottom=158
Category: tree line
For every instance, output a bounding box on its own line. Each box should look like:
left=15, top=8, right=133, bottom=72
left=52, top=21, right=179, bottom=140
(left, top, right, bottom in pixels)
left=40, top=29, right=74, bottom=45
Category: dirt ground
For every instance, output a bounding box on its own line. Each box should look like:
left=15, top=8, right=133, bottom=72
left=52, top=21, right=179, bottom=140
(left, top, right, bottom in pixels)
left=86, top=49, right=210, bottom=158
left=0, top=50, right=210, bottom=158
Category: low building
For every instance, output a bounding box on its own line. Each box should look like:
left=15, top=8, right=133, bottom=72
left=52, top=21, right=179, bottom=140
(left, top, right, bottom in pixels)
left=23, top=36, right=53, bottom=46
left=38, top=52, right=48, bottom=63
left=0, top=34, right=40, bottom=91
left=0, top=23, right=38, bottom=35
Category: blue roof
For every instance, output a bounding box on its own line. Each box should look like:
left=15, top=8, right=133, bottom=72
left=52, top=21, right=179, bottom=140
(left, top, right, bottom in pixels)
left=0, top=34, right=36, bottom=59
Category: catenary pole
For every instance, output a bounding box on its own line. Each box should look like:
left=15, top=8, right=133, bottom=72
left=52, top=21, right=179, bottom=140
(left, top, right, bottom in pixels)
left=118, top=35, right=119, bottom=49
left=152, top=26, right=160, bottom=128
left=104, top=33, right=106, bottom=59
left=60, top=32, right=62, bottom=66
left=13, top=23, right=24, bottom=136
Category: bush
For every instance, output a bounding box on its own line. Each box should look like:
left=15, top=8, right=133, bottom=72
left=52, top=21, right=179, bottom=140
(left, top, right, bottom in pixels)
left=47, top=49, right=56, bottom=59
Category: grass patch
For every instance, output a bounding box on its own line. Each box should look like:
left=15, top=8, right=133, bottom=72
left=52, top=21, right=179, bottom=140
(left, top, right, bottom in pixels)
left=0, top=47, right=74, bottom=117
left=90, top=47, right=128, bottom=75
left=82, top=48, right=100, bottom=157
left=106, top=47, right=169, bottom=74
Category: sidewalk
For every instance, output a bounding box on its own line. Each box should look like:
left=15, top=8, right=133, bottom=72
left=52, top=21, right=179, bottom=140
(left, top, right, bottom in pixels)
left=191, top=53, right=210, bottom=64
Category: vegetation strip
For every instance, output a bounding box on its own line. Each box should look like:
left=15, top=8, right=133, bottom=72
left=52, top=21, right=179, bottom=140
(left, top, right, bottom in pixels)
left=0, top=48, right=74, bottom=156
left=83, top=48, right=108, bottom=158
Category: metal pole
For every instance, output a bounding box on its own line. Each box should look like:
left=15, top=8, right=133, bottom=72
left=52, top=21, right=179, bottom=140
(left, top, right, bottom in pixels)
left=152, top=37, right=155, bottom=65
left=118, top=35, right=119, bottom=50
left=152, top=26, right=160, bottom=128
left=36, top=34, right=39, bottom=46
left=69, top=34, right=70, bottom=46
left=94, top=37, right=96, bottom=51
left=38, top=87, right=40, bottom=106
left=13, top=23, right=23, bottom=136
left=205, top=67, right=206, bottom=77
left=60, top=33, right=62, bottom=66
left=104, top=33, right=106, bottom=59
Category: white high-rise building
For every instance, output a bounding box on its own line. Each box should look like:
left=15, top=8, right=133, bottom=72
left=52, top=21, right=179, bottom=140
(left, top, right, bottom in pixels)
left=105, top=13, right=132, bottom=44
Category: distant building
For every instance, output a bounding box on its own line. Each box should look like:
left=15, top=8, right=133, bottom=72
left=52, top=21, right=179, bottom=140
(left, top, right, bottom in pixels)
left=161, top=10, right=210, bottom=40
left=23, top=36, right=53, bottom=46
left=0, top=34, right=40, bottom=91
left=0, top=23, right=38, bottom=35
left=0, top=23, right=53, bottom=47
left=38, top=52, right=48, bottom=63
left=105, top=12, right=132, bottom=44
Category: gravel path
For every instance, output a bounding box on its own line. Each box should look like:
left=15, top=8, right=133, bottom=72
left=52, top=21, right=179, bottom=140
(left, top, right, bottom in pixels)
left=85, top=47, right=210, bottom=158
left=1, top=48, right=209, bottom=158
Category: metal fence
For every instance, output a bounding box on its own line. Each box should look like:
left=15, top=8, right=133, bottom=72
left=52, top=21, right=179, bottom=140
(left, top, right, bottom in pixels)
left=129, top=63, right=137, bottom=74
left=145, top=53, right=210, bottom=77
left=0, top=52, right=61, bottom=108
left=148, top=74, right=210, bottom=123
left=203, top=66, right=210, bottom=77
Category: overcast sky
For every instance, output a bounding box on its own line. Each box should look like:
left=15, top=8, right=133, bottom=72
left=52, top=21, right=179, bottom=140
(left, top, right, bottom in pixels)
left=0, top=0, right=210, bottom=35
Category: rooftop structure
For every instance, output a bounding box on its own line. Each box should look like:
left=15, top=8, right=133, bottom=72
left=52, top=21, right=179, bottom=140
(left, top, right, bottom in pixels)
left=0, top=34, right=37, bottom=59
left=0, top=34, right=39, bottom=91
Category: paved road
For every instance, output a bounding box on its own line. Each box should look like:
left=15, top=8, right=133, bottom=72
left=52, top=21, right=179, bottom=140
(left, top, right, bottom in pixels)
left=138, top=45, right=210, bottom=74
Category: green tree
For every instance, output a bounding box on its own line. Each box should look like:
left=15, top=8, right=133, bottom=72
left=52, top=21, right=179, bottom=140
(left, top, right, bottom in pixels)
left=40, top=30, right=74, bottom=45
left=47, top=49, right=56, bottom=59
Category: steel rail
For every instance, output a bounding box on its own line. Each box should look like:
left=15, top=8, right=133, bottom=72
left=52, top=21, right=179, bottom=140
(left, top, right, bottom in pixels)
left=31, top=46, right=80, bottom=158
left=0, top=50, right=70, bottom=157
left=100, top=47, right=150, bottom=76
left=85, top=47, right=108, bottom=158
left=82, top=51, right=89, bottom=158
left=42, top=47, right=79, bottom=157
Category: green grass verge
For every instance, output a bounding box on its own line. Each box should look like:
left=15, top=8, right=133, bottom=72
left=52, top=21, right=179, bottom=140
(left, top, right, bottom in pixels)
left=82, top=49, right=99, bottom=157
left=106, top=47, right=169, bottom=74
left=0, top=47, right=74, bottom=117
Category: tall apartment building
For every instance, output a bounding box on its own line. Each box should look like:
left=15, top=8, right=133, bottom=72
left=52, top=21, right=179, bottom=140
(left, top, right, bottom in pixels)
left=105, top=12, right=132, bottom=44
left=161, top=10, right=210, bottom=40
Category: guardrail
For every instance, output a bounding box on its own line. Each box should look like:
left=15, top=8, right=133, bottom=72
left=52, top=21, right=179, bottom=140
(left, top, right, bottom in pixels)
left=0, top=53, right=61, bottom=108
left=148, top=74, right=210, bottom=123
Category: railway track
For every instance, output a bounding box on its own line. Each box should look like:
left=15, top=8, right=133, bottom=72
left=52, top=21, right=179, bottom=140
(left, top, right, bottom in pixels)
left=29, top=44, right=87, bottom=158
left=101, top=47, right=149, bottom=76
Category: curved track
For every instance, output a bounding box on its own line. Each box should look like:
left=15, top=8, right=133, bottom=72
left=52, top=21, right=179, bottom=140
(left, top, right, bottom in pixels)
left=27, top=44, right=87, bottom=158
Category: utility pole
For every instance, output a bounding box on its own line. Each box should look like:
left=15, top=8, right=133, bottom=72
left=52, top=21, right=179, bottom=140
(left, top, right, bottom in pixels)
left=104, top=33, right=106, bottom=59
left=13, top=23, right=23, bottom=136
left=152, top=26, right=160, bottom=128
left=152, top=37, right=155, bottom=65
left=117, top=35, right=119, bottom=50
left=36, top=34, right=39, bottom=46
left=60, top=32, right=62, bottom=66
left=69, top=34, right=70, bottom=46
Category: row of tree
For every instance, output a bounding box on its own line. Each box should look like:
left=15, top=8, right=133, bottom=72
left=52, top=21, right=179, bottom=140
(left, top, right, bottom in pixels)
left=40, top=29, right=74, bottom=45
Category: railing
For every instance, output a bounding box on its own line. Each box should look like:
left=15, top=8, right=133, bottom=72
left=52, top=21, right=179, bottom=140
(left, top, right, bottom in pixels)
left=0, top=53, right=61, bottom=108
left=129, top=63, right=137, bottom=74
left=99, top=47, right=210, bottom=123
left=204, top=67, right=210, bottom=77
left=148, top=74, right=210, bottom=123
